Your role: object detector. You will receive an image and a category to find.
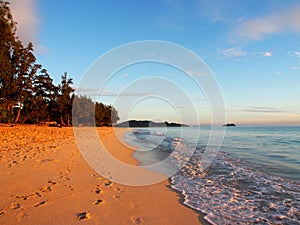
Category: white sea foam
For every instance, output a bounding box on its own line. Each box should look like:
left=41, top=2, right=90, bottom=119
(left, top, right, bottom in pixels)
left=171, top=147, right=300, bottom=224
left=125, top=126, right=300, bottom=225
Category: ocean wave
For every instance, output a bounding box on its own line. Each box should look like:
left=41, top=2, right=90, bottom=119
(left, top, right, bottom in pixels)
left=126, top=127, right=300, bottom=224
left=170, top=147, right=300, bottom=225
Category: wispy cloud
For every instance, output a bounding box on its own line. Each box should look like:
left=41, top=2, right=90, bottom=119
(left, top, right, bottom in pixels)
left=9, top=0, right=45, bottom=52
left=294, top=51, right=300, bottom=57
left=9, top=0, right=38, bottom=43
left=75, top=87, right=152, bottom=97
left=236, top=4, right=300, bottom=40
left=288, top=51, right=300, bottom=58
left=218, top=47, right=272, bottom=60
left=195, top=0, right=246, bottom=24
left=290, top=66, right=300, bottom=70
left=232, top=105, right=287, bottom=113
left=185, top=70, right=207, bottom=77
left=264, top=112, right=300, bottom=118
left=263, top=51, right=272, bottom=57
left=75, top=87, right=97, bottom=93
left=100, top=91, right=152, bottom=97
left=289, top=51, right=300, bottom=70
left=219, top=47, right=246, bottom=58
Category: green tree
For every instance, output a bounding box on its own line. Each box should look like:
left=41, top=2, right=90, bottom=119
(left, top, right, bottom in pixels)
left=57, top=72, right=74, bottom=126
left=72, top=95, right=120, bottom=127
left=110, top=105, right=120, bottom=125
left=0, top=0, right=18, bottom=120
left=31, top=69, right=58, bottom=123
left=0, top=1, right=118, bottom=126
left=95, top=102, right=120, bottom=126
left=0, top=1, right=40, bottom=122
left=72, top=95, right=95, bottom=126
left=14, top=43, right=41, bottom=123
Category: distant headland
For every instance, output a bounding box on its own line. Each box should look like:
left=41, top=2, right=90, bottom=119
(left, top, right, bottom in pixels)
left=115, top=120, right=189, bottom=128
left=223, top=123, right=237, bottom=127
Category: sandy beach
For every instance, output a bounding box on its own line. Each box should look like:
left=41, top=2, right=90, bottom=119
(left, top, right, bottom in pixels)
left=0, top=125, right=202, bottom=225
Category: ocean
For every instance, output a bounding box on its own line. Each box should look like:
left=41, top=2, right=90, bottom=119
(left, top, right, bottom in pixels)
left=124, top=126, right=300, bottom=225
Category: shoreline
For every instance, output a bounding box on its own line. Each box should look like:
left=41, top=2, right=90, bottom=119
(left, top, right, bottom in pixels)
left=0, top=125, right=203, bottom=224
left=122, top=128, right=210, bottom=225
left=166, top=182, right=211, bottom=225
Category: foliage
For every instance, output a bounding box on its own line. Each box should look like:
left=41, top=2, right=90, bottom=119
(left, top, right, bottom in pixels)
left=72, top=96, right=120, bottom=126
left=72, top=95, right=95, bottom=126
left=0, top=1, right=119, bottom=126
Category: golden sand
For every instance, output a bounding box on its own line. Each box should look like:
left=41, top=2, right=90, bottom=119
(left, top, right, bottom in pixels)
left=0, top=126, right=202, bottom=224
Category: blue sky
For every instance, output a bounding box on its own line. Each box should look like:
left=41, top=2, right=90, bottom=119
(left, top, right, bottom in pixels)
left=9, top=0, right=300, bottom=125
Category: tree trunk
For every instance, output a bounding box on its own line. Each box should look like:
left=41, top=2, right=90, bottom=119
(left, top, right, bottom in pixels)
left=67, top=116, right=70, bottom=126
left=7, top=104, right=14, bottom=123
left=14, top=105, right=21, bottom=123
left=60, top=114, right=65, bottom=126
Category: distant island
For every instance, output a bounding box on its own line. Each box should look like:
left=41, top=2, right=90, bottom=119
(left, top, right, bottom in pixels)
left=223, top=123, right=237, bottom=127
left=115, top=120, right=189, bottom=128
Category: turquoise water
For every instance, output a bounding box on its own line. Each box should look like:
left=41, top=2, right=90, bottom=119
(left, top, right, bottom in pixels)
left=125, top=126, right=300, bottom=225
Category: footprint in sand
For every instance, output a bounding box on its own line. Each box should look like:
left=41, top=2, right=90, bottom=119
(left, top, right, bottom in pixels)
left=114, top=187, right=124, bottom=192
left=95, top=187, right=101, bottom=194
left=92, top=173, right=101, bottom=178
left=40, top=158, right=58, bottom=163
left=64, top=184, right=74, bottom=191
left=16, top=212, right=27, bottom=222
left=113, top=195, right=120, bottom=199
left=11, top=203, right=20, bottom=209
left=34, top=192, right=42, bottom=197
left=13, top=192, right=41, bottom=200
left=40, top=186, right=52, bottom=192
left=32, top=201, right=46, bottom=208
left=93, top=199, right=104, bottom=205
left=7, top=160, right=18, bottom=168
left=131, top=217, right=143, bottom=224
left=104, top=181, right=112, bottom=186
left=48, top=180, right=58, bottom=185
left=76, top=212, right=90, bottom=220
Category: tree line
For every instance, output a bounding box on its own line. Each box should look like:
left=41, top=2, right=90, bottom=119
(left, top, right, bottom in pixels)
left=0, top=1, right=119, bottom=126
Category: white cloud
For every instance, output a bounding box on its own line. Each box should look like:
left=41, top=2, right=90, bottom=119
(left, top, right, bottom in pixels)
left=236, top=4, right=300, bottom=40
left=77, top=90, right=152, bottom=97
left=265, top=113, right=300, bottom=118
left=251, top=51, right=272, bottom=58
left=8, top=0, right=42, bottom=51
left=290, top=66, right=300, bottom=70
left=232, top=105, right=287, bottom=113
left=100, top=91, right=153, bottom=97
left=218, top=48, right=274, bottom=60
left=294, top=51, right=300, bottom=57
left=263, top=51, right=272, bottom=57
left=219, top=47, right=246, bottom=58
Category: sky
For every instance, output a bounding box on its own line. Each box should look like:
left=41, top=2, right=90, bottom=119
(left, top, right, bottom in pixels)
left=8, top=0, right=300, bottom=125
